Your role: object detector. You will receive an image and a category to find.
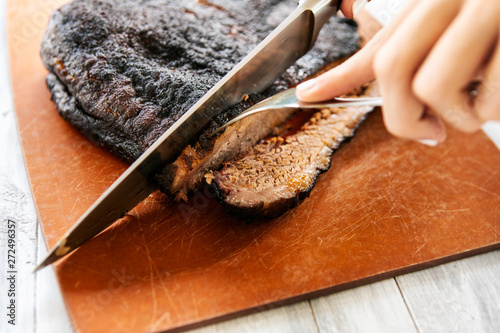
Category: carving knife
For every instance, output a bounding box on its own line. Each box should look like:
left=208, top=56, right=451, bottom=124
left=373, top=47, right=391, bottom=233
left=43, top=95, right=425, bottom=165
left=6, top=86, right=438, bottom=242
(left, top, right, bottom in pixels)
left=36, top=0, right=343, bottom=270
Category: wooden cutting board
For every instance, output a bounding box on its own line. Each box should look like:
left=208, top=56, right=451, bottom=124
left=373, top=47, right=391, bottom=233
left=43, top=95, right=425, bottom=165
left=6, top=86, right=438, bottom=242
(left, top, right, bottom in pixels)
left=8, top=1, right=500, bottom=332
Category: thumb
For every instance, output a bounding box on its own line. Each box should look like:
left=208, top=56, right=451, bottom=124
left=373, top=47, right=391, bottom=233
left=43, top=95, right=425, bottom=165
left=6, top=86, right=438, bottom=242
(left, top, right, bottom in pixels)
left=339, top=0, right=371, bottom=19
left=339, top=0, right=356, bottom=19
left=296, top=30, right=382, bottom=102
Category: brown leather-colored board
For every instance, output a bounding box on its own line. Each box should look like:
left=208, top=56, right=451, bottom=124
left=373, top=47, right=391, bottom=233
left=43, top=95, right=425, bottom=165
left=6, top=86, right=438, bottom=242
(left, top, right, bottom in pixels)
left=8, top=1, right=500, bottom=333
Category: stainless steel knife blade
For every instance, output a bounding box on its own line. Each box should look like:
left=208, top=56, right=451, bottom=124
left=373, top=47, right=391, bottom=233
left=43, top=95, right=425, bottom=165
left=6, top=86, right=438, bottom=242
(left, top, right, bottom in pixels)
left=36, top=0, right=342, bottom=270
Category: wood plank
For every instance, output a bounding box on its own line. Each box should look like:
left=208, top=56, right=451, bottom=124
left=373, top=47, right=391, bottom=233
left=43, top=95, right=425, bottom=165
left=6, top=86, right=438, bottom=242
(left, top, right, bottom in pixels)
left=190, top=300, right=318, bottom=333
left=310, top=279, right=417, bottom=333
left=35, top=223, right=73, bottom=332
left=0, top=106, right=38, bottom=333
left=0, top=2, right=36, bottom=330
left=0, top=118, right=36, bottom=333
left=397, top=251, right=500, bottom=333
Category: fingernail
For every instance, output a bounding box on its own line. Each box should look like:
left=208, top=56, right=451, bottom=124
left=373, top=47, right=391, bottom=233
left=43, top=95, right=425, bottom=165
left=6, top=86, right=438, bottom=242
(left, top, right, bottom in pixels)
left=297, top=78, right=316, bottom=92
left=352, top=0, right=369, bottom=17
left=417, top=139, right=439, bottom=147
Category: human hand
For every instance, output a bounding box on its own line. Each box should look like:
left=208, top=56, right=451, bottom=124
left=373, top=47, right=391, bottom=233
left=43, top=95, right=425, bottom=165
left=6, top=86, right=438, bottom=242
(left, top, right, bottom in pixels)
left=298, top=0, right=500, bottom=144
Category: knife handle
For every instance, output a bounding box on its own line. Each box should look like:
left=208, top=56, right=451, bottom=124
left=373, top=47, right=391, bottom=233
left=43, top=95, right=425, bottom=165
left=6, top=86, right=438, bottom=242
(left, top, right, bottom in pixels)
left=298, top=0, right=343, bottom=49
left=298, top=0, right=343, bottom=11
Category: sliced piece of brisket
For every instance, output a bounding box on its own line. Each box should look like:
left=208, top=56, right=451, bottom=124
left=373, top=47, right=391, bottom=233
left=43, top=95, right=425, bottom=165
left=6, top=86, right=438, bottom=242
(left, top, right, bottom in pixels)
left=41, top=0, right=360, bottom=200
left=210, top=86, right=377, bottom=218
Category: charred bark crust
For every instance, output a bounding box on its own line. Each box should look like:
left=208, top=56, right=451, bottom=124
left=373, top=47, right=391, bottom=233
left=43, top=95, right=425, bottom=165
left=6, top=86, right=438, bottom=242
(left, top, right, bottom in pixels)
left=210, top=179, right=314, bottom=220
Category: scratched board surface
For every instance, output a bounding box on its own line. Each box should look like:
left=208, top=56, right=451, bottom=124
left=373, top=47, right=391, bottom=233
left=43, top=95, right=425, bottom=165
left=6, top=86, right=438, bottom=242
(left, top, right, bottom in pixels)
left=8, top=1, right=500, bottom=332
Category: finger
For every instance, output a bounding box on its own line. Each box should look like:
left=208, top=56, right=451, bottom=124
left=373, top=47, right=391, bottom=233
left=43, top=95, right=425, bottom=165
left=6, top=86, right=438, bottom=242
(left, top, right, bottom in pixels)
left=296, top=0, right=419, bottom=102
left=476, top=36, right=500, bottom=122
left=339, top=0, right=356, bottom=19
left=373, top=0, right=463, bottom=141
left=412, top=0, right=498, bottom=132
left=295, top=32, right=380, bottom=101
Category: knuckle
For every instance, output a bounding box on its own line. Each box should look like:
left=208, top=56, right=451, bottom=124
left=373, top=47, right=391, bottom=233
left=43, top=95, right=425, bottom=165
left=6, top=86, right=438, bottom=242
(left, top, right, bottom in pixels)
left=412, top=72, right=434, bottom=104
left=382, top=113, right=408, bottom=137
left=412, top=70, right=447, bottom=109
left=373, top=46, right=400, bottom=81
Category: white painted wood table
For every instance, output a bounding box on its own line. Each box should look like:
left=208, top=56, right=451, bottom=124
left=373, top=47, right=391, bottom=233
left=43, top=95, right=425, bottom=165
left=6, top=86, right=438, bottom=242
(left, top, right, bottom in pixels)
left=1, top=0, right=499, bottom=332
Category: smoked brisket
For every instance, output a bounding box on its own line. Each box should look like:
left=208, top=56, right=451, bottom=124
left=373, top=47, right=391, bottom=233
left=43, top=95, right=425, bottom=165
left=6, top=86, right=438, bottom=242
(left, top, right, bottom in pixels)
left=210, top=85, right=377, bottom=218
left=41, top=0, right=360, bottom=200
